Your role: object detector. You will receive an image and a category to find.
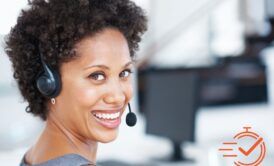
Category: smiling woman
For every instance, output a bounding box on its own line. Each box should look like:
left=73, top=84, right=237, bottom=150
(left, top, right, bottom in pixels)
left=56, top=29, right=134, bottom=143
left=4, top=0, right=147, bottom=165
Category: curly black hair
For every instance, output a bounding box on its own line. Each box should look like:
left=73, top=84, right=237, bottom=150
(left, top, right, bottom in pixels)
left=5, top=0, right=147, bottom=120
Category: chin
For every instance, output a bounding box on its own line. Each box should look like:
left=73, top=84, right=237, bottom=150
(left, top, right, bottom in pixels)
left=97, top=129, right=119, bottom=143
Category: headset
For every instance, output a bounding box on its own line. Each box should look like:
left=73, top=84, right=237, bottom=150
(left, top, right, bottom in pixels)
left=36, top=45, right=137, bottom=126
left=36, top=45, right=61, bottom=98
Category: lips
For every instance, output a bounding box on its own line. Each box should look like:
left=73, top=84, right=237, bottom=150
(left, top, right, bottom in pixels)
left=91, top=108, right=123, bottom=129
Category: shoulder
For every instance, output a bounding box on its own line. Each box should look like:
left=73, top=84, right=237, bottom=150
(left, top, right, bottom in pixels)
left=20, top=153, right=95, bottom=166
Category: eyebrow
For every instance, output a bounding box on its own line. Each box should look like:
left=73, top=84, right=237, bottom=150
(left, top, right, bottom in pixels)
left=84, top=61, right=134, bottom=70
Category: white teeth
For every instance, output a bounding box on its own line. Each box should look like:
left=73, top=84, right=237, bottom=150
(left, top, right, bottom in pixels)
left=107, top=114, right=111, bottom=119
left=93, top=112, right=120, bottom=120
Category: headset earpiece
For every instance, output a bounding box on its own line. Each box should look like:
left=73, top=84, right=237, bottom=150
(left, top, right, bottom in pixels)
left=36, top=46, right=61, bottom=98
left=36, top=68, right=61, bottom=98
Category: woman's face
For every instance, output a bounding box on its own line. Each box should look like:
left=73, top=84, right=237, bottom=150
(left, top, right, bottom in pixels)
left=50, top=28, right=133, bottom=143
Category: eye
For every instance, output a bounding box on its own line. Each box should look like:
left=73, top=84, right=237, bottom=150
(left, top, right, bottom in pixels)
left=89, top=72, right=106, bottom=81
left=119, top=69, right=133, bottom=78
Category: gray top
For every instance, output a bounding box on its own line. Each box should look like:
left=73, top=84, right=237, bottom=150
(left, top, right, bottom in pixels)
left=20, top=153, right=96, bottom=166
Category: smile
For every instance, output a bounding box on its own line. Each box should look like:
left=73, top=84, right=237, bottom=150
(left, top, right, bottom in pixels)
left=91, top=109, right=123, bottom=129
left=92, top=112, right=121, bottom=120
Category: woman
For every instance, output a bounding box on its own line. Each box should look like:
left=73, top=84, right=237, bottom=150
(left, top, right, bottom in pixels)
left=5, top=0, right=147, bottom=165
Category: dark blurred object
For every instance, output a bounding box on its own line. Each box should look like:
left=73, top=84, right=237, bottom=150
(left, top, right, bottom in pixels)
left=242, top=17, right=274, bottom=57
left=137, top=57, right=267, bottom=160
left=239, top=0, right=274, bottom=57
left=141, top=69, right=199, bottom=161
left=199, top=56, right=268, bottom=106
left=139, top=56, right=267, bottom=108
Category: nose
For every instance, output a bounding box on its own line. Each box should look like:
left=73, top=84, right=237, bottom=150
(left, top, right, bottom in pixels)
left=103, top=80, right=126, bottom=105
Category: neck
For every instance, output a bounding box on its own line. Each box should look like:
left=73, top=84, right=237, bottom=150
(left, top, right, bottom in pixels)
left=27, top=113, right=97, bottom=164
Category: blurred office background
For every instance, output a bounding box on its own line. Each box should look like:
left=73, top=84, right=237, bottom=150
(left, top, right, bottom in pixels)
left=1, top=0, right=274, bottom=165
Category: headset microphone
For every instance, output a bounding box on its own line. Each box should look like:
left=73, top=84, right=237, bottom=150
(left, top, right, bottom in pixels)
left=126, top=103, right=137, bottom=127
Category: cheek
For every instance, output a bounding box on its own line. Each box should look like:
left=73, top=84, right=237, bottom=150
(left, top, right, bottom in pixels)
left=124, top=81, right=134, bottom=101
left=74, top=87, right=101, bottom=107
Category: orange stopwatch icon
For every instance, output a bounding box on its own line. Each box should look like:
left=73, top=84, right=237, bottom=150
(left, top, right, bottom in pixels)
left=219, top=127, right=266, bottom=166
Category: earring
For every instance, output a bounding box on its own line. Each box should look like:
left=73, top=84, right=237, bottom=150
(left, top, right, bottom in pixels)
left=51, top=98, right=56, bottom=105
